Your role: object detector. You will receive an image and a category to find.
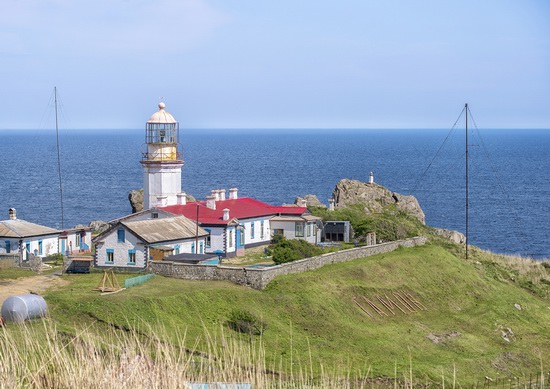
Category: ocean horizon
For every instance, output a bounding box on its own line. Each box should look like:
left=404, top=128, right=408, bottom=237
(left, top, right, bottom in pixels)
left=1, top=128, right=548, bottom=259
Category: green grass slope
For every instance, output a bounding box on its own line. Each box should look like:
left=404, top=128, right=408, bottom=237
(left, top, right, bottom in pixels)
left=44, top=243, right=550, bottom=385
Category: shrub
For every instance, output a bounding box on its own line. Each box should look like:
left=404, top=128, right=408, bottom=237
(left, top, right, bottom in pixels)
left=46, top=253, right=64, bottom=266
left=227, top=309, right=266, bottom=335
left=267, top=236, right=323, bottom=265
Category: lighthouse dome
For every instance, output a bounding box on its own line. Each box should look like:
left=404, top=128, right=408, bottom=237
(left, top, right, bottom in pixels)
left=147, top=102, right=177, bottom=124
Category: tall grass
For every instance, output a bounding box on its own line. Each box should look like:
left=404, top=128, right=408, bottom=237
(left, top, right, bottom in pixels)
left=0, top=319, right=390, bottom=389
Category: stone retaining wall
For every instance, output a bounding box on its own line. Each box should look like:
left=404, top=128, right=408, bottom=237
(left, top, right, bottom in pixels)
left=0, top=254, right=18, bottom=269
left=150, top=236, right=427, bottom=290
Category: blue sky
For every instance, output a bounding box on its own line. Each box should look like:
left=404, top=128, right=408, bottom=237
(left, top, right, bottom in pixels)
left=1, top=0, right=549, bottom=129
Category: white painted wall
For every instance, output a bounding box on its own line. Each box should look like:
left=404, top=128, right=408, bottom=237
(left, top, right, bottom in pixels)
left=205, top=227, right=226, bottom=253
left=142, top=162, right=183, bottom=209
left=94, top=226, right=147, bottom=268
left=242, top=217, right=271, bottom=246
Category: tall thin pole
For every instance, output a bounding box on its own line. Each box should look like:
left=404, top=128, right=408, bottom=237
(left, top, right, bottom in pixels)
left=55, top=87, right=65, bottom=229
left=465, top=103, right=469, bottom=260
left=195, top=203, right=199, bottom=254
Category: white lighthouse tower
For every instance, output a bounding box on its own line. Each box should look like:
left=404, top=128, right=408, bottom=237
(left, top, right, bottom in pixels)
left=141, top=102, right=184, bottom=209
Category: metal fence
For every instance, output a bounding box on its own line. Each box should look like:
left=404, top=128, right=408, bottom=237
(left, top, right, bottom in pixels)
left=124, top=274, right=154, bottom=289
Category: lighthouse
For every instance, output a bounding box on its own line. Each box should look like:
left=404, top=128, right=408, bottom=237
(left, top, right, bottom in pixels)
left=141, top=102, right=184, bottom=209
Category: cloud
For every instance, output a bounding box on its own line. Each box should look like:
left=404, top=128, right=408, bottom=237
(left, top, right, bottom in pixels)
left=0, top=0, right=228, bottom=57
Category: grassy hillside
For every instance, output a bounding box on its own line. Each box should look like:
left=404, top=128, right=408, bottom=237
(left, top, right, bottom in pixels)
left=35, top=242, right=550, bottom=385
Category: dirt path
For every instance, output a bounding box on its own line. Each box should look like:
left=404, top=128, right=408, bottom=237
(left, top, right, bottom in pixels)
left=0, top=275, right=70, bottom=306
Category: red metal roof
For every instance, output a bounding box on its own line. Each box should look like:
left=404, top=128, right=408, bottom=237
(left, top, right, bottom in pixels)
left=161, top=197, right=307, bottom=226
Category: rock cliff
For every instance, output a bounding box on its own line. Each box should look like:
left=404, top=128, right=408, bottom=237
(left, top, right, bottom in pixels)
left=332, top=179, right=425, bottom=224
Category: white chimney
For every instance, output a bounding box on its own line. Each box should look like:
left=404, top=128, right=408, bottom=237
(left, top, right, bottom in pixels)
left=206, top=195, right=216, bottom=210
left=229, top=188, right=238, bottom=200
left=211, top=189, right=220, bottom=201
left=219, top=189, right=226, bottom=201
left=157, top=196, right=168, bottom=207
left=8, top=208, right=16, bottom=220
left=177, top=192, right=187, bottom=205
left=328, top=198, right=335, bottom=211
left=369, top=171, right=374, bottom=185
left=223, top=208, right=230, bottom=221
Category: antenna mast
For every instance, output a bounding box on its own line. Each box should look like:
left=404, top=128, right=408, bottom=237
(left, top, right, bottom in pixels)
left=54, top=87, right=65, bottom=229
left=465, top=103, right=469, bottom=260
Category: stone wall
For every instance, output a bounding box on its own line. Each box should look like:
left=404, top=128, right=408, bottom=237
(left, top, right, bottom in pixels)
left=149, top=236, right=427, bottom=290
left=0, top=254, right=18, bottom=269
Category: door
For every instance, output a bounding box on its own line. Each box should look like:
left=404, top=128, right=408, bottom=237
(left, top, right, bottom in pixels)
left=61, top=239, right=66, bottom=255
left=236, top=228, right=244, bottom=249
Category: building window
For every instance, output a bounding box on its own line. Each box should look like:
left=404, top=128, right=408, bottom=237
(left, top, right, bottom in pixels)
left=128, top=249, right=136, bottom=265
left=152, top=212, right=158, bottom=219
left=75, top=233, right=81, bottom=247
left=250, top=222, right=255, bottom=239
left=239, top=229, right=245, bottom=246
left=260, top=221, right=265, bottom=239
left=228, top=229, right=233, bottom=248
left=205, top=229, right=211, bottom=248
left=307, top=223, right=312, bottom=237
left=5, top=240, right=10, bottom=254
left=38, top=240, right=43, bottom=255
left=174, top=245, right=180, bottom=255
left=117, top=229, right=125, bottom=243
left=106, top=249, right=114, bottom=263
left=199, top=242, right=204, bottom=254
left=191, top=243, right=195, bottom=254
left=295, top=223, right=305, bottom=237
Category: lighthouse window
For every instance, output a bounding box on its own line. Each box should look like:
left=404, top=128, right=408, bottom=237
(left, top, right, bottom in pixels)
left=160, top=130, right=166, bottom=143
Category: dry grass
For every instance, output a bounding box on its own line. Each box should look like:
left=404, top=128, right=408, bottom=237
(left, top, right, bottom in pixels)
left=472, top=246, right=550, bottom=286
left=0, top=319, right=385, bottom=389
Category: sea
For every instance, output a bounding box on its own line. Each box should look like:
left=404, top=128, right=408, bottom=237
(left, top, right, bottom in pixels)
left=0, top=128, right=548, bottom=259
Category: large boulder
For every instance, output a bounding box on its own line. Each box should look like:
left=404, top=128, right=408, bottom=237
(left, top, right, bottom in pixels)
left=294, top=195, right=326, bottom=208
left=128, top=189, right=144, bottom=213
left=332, top=179, right=425, bottom=224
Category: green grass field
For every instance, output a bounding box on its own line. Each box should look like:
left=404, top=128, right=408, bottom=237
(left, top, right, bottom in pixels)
left=31, top=242, right=550, bottom=386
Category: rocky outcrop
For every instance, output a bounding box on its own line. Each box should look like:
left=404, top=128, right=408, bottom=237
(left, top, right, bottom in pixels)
left=128, top=189, right=197, bottom=213
left=294, top=195, right=326, bottom=208
left=433, top=228, right=465, bottom=244
left=128, top=189, right=144, bottom=213
left=332, top=179, right=425, bottom=224
left=89, top=220, right=110, bottom=234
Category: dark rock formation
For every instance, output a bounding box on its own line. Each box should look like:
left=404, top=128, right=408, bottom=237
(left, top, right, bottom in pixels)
left=128, top=189, right=144, bottom=213
left=294, top=195, right=326, bottom=208
left=332, top=179, right=425, bottom=224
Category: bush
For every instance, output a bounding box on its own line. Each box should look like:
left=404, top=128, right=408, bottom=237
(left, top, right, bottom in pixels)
left=46, top=253, right=64, bottom=266
left=227, top=309, right=266, bottom=335
left=267, top=236, right=323, bottom=265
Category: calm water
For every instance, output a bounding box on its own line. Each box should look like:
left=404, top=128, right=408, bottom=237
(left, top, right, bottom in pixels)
left=1, top=128, right=548, bottom=259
